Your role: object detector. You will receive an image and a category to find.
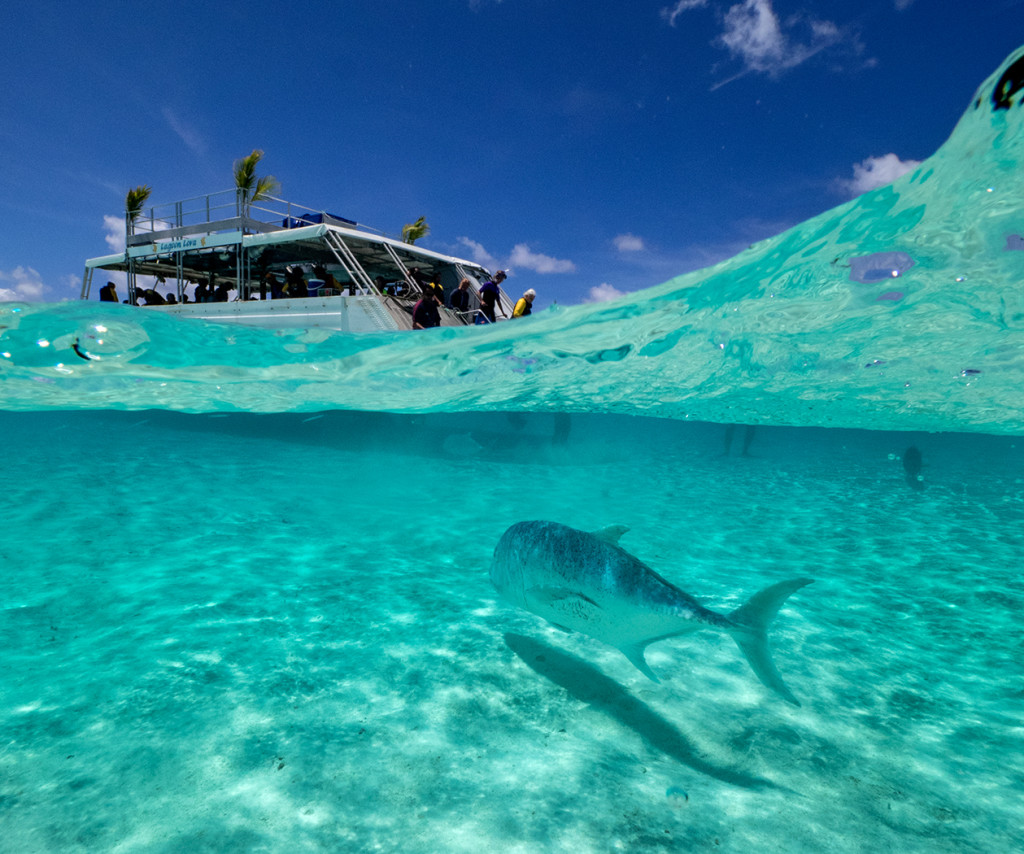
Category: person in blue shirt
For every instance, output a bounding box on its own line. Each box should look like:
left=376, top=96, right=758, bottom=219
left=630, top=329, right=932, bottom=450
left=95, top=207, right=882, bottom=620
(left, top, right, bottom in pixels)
left=478, top=270, right=507, bottom=323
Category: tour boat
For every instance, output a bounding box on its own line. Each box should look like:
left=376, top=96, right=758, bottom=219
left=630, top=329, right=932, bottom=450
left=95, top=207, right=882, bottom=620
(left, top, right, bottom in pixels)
left=82, top=189, right=513, bottom=331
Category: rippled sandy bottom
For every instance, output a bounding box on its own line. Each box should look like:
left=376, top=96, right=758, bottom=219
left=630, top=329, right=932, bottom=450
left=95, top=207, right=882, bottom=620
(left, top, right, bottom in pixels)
left=1, top=411, right=1021, bottom=853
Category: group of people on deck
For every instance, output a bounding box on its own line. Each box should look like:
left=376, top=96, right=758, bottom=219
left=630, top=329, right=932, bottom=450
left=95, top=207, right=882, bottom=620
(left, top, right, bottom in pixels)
left=101, top=264, right=538, bottom=328
left=99, top=280, right=187, bottom=305
left=413, top=269, right=536, bottom=329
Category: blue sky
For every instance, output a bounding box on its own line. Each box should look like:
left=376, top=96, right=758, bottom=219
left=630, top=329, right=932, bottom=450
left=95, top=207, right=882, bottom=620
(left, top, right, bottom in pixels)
left=1, top=1, right=1021, bottom=307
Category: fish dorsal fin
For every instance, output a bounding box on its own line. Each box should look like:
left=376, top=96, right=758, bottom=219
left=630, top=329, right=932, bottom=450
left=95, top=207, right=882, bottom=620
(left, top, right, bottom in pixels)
left=620, top=643, right=660, bottom=683
left=591, top=525, right=630, bottom=545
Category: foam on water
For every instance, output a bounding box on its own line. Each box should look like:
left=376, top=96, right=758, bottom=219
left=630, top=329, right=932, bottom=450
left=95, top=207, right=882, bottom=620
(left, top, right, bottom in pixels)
left=2, top=45, right=1024, bottom=854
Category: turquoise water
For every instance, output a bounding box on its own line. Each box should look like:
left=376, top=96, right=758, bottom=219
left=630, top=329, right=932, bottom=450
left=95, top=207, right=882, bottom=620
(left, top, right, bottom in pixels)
left=3, top=46, right=1024, bottom=854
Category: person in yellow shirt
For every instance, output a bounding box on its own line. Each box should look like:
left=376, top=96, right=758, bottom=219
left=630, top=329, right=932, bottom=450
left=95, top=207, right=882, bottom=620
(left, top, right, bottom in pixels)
left=512, top=288, right=536, bottom=318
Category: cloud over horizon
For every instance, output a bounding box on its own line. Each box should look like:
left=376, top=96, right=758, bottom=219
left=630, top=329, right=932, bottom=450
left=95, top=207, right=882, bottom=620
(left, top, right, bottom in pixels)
left=0, top=266, right=46, bottom=301
left=839, top=153, right=921, bottom=197
left=585, top=283, right=626, bottom=303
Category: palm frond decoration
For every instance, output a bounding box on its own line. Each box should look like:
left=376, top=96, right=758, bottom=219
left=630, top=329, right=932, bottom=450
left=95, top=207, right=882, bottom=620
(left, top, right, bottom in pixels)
left=402, top=216, right=430, bottom=245
left=125, top=185, right=152, bottom=222
left=252, top=173, right=281, bottom=202
left=233, top=149, right=262, bottom=195
left=233, top=149, right=280, bottom=203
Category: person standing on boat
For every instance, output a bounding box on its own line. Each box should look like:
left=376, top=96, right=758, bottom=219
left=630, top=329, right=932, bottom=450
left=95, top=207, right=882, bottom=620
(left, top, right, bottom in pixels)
left=261, top=271, right=276, bottom=300
left=99, top=281, right=118, bottom=302
left=449, top=278, right=471, bottom=313
left=408, top=267, right=429, bottom=296
left=426, top=271, right=445, bottom=304
left=478, top=270, right=508, bottom=323
left=283, top=266, right=308, bottom=298
left=412, top=288, right=441, bottom=329
left=512, top=288, right=535, bottom=318
left=138, top=287, right=166, bottom=305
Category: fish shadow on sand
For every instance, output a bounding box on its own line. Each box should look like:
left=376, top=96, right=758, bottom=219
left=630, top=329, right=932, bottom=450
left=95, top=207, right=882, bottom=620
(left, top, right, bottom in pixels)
left=504, top=633, right=775, bottom=790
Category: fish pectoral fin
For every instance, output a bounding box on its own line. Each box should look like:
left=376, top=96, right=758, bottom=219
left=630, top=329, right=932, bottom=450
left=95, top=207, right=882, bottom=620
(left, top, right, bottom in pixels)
left=620, top=643, right=660, bottom=683
left=525, top=587, right=603, bottom=623
left=590, top=525, right=630, bottom=545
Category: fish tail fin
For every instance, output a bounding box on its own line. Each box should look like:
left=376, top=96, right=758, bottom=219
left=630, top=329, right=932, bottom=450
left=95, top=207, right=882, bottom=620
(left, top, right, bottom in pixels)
left=726, top=578, right=813, bottom=706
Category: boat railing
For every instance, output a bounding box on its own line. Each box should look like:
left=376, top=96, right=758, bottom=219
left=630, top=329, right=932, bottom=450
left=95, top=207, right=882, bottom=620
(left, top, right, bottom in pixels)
left=126, top=190, right=389, bottom=246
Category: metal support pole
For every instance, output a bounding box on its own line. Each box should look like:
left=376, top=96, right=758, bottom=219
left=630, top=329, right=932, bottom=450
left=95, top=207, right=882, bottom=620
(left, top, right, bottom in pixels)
left=382, top=242, right=421, bottom=294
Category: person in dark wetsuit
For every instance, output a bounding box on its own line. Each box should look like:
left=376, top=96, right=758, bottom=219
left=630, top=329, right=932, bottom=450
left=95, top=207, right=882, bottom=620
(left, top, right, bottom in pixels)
left=426, top=272, right=445, bottom=305
left=449, top=278, right=471, bottom=313
left=138, top=287, right=166, bottom=306
left=283, top=266, right=307, bottom=298
left=99, top=282, right=118, bottom=302
left=412, top=289, right=441, bottom=329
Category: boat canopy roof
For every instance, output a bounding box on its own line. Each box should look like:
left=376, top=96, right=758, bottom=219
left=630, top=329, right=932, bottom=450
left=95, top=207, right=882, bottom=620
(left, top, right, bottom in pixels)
left=84, top=189, right=494, bottom=290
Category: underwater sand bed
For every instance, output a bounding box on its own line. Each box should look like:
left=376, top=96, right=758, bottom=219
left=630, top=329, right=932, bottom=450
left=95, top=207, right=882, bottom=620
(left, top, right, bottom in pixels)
left=1, top=411, right=1021, bottom=852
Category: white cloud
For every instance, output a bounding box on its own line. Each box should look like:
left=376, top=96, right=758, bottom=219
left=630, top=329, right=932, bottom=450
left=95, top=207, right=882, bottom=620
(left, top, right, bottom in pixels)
left=661, top=0, right=708, bottom=27
left=585, top=283, right=626, bottom=303
left=60, top=274, right=81, bottom=298
left=457, top=236, right=502, bottom=270
left=456, top=237, right=575, bottom=274
left=104, top=210, right=165, bottom=254
left=104, top=214, right=126, bottom=252
left=0, top=266, right=46, bottom=302
left=719, top=0, right=788, bottom=71
left=508, top=243, right=576, bottom=274
left=163, top=107, right=206, bottom=156
left=839, top=153, right=921, bottom=197
left=613, top=233, right=645, bottom=252
left=718, top=0, right=843, bottom=76
left=665, top=0, right=851, bottom=83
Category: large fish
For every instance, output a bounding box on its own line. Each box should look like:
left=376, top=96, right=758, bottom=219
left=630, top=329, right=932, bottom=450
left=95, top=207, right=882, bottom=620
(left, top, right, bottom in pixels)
left=490, top=521, right=813, bottom=705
